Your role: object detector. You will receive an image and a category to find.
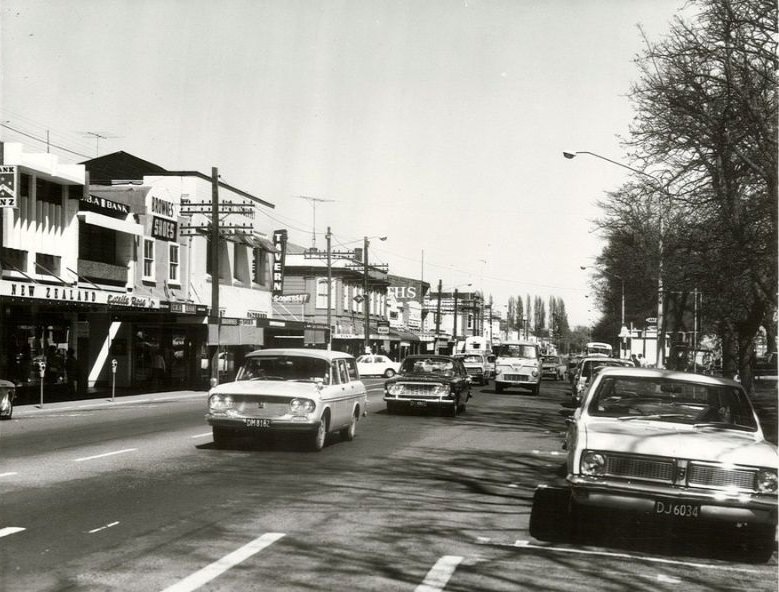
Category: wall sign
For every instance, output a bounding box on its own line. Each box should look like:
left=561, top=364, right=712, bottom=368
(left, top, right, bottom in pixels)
left=272, top=229, right=288, bottom=296
left=152, top=216, right=178, bottom=241
left=80, top=194, right=131, bottom=218
left=0, top=165, right=18, bottom=207
left=272, top=293, right=309, bottom=304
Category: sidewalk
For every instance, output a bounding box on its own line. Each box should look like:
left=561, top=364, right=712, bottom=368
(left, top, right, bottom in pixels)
left=13, top=389, right=207, bottom=417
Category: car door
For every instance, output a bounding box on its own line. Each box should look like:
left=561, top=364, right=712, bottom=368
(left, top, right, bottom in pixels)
left=345, top=358, right=367, bottom=415
left=333, top=359, right=353, bottom=428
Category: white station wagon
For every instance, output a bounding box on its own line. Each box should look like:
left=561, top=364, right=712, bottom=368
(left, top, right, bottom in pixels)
left=205, top=349, right=367, bottom=451
left=532, top=367, right=778, bottom=561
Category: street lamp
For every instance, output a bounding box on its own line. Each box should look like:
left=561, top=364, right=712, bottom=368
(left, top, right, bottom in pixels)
left=363, top=235, right=387, bottom=353
left=564, top=150, right=670, bottom=368
left=580, top=265, right=626, bottom=357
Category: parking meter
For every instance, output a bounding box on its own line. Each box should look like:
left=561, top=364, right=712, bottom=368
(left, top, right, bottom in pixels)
left=111, top=359, right=118, bottom=402
left=38, top=359, right=46, bottom=408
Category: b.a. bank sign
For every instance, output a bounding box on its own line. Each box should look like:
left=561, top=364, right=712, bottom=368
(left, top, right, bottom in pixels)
left=0, top=281, right=160, bottom=308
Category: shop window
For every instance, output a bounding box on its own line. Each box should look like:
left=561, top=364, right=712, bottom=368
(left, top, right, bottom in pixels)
left=169, top=243, right=180, bottom=284
left=79, top=224, right=116, bottom=264
left=316, top=278, right=336, bottom=309
left=20, top=174, right=31, bottom=198
left=1, top=247, right=27, bottom=273
left=234, top=242, right=247, bottom=282
left=342, top=284, right=349, bottom=312
left=143, top=238, right=155, bottom=280
left=35, top=253, right=61, bottom=277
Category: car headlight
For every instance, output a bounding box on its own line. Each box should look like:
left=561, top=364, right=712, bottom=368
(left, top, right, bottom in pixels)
left=531, top=369, right=539, bottom=377
left=580, top=451, right=607, bottom=476
left=289, top=398, right=315, bottom=414
left=387, top=383, right=404, bottom=396
left=209, top=394, right=234, bottom=413
left=756, top=469, right=778, bottom=494
left=431, top=384, right=449, bottom=396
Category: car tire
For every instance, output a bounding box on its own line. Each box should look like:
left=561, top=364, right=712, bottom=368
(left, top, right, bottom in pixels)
left=448, top=397, right=459, bottom=417
left=386, top=402, right=397, bottom=414
left=529, top=485, right=572, bottom=543
left=384, top=369, right=396, bottom=378
left=212, top=426, right=234, bottom=449
left=340, top=411, right=358, bottom=441
left=741, top=526, right=777, bottom=563
left=310, top=416, right=328, bottom=452
left=531, top=383, right=540, bottom=396
left=495, top=382, right=504, bottom=393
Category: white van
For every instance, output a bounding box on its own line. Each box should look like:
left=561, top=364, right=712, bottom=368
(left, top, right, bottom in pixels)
left=493, top=340, right=541, bottom=395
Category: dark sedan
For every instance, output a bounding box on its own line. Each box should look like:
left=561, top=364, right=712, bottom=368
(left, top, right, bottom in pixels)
left=383, top=355, right=472, bottom=417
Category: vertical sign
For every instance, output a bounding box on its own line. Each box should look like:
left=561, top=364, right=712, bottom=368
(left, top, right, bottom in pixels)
left=272, top=229, right=288, bottom=296
left=0, top=165, right=18, bottom=208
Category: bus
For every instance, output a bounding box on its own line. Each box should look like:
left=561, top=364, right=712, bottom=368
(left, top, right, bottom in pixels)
left=585, top=342, right=613, bottom=357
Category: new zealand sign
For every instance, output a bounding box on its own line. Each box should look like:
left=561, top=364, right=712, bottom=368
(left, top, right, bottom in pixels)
left=0, top=165, right=18, bottom=208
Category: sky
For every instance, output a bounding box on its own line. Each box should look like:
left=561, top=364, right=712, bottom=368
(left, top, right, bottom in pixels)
left=0, top=0, right=689, bottom=327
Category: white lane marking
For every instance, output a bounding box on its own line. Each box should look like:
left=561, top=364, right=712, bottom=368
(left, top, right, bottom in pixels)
left=88, top=521, right=120, bottom=534
left=74, top=448, right=138, bottom=462
left=190, top=432, right=212, bottom=439
left=0, top=472, right=18, bottom=478
left=415, top=555, right=464, bottom=592
left=0, top=527, right=25, bottom=538
left=511, top=540, right=761, bottom=573
left=653, top=574, right=682, bottom=584
left=160, top=532, right=285, bottom=592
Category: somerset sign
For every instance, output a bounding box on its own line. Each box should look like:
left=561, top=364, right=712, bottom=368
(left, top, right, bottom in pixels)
left=273, top=293, right=309, bottom=304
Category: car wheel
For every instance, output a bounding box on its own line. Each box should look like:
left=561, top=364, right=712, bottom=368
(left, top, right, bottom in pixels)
left=741, top=526, right=777, bottom=563
left=531, top=383, right=540, bottom=396
left=448, top=397, right=459, bottom=417
left=495, top=382, right=504, bottom=393
left=340, top=411, right=358, bottom=441
left=212, top=426, right=234, bottom=449
left=0, top=401, right=12, bottom=420
left=386, top=402, right=397, bottom=414
left=310, top=416, right=328, bottom=451
left=384, top=368, right=396, bottom=378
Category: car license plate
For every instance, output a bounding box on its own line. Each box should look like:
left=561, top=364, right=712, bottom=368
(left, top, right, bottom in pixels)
left=245, top=418, right=271, bottom=428
left=410, top=400, right=427, bottom=407
left=654, top=500, right=700, bottom=519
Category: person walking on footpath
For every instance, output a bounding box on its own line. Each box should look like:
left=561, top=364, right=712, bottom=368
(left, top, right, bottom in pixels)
left=631, top=353, right=640, bottom=367
left=152, top=349, right=167, bottom=390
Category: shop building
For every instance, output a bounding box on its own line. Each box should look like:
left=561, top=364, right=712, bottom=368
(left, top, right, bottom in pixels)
left=386, top=274, right=432, bottom=357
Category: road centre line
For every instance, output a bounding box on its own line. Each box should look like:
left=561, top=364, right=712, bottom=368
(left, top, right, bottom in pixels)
left=415, top=555, right=464, bottom=592
left=510, top=540, right=761, bottom=573
left=191, top=432, right=212, bottom=439
left=74, top=448, right=138, bottom=462
left=0, top=472, right=18, bottom=478
left=88, top=521, right=120, bottom=534
left=159, top=532, right=285, bottom=592
left=0, top=527, right=25, bottom=538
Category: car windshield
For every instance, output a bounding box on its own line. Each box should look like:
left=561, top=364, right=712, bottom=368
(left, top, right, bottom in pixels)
left=582, top=359, right=631, bottom=378
left=236, top=355, right=331, bottom=384
left=399, top=358, right=455, bottom=377
left=458, top=355, right=482, bottom=363
left=496, top=345, right=538, bottom=359
left=543, top=356, right=559, bottom=364
left=587, top=376, right=758, bottom=430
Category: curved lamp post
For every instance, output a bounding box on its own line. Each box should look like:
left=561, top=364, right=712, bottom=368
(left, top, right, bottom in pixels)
left=564, top=150, right=669, bottom=368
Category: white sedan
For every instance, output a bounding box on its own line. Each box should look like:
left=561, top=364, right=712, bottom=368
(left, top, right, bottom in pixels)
left=356, top=354, right=400, bottom=378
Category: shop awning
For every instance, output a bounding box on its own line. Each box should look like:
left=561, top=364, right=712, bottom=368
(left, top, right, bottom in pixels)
left=208, top=324, right=264, bottom=346
left=394, top=330, right=420, bottom=342
left=78, top=212, right=143, bottom=236
left=228, top=232, right=278, bottom=252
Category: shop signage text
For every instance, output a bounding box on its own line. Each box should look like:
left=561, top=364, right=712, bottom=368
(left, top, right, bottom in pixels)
left=0, top=280, right=159, bottom=308
left=0, top=165, right=18, bottom=207
left=272, top=229, right=288, bottom=296
left=81, top=194, right=131, bottom=217
left=151, top=196, right=176, bottom=218
left=106, top=294, right=156, bottom=308
left=272, top=293, right=309, bottom=304
left=152, top=216, right=178, bottom=241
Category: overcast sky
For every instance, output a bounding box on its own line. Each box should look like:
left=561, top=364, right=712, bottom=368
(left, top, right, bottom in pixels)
left=1, top=0, right=687, bottom=326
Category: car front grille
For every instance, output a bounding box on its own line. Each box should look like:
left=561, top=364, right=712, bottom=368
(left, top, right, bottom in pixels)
left=688, top=463, right=756, bottom=492
left=599, top=452, right=758, bottom=492
left=395, top=383, right=443, bottom=399
left=504, top=374, right=529, bottom=382
left=465, top=368, right=481, bottom=375
left=228, top=395, right=292, bottom=418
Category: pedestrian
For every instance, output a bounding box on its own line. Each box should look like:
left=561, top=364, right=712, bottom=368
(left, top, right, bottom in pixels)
left=152, top=349, right=167, bottom=389
left=66, top=348, right=78, bottom=398
left=637, top=353, right=647, bottom=368
left=631, top=353, right=640, bottom=367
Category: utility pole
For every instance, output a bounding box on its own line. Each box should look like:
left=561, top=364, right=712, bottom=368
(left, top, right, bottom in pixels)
left=453, top=288, right=459, bottom=346
left=326, top=226, right=332, bottom=351
left=435, top=279, right=442, bottom=336
left=210, top=167, right=220, bottom=385
left=363, top=236, right=370, bottom=354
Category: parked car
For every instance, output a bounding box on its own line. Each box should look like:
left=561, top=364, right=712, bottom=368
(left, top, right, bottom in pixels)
left=541, top=355, right=567, bottom=381
left=532, top=367, right=778, bottom=562
left=0, top=380, right=16, bottom=420
left=384, top=355, right=471, bottom=416
left=571, top=356, right=634, bottom=404
left=356, top=354, right=400, bottom=378
left=453, top=352, right=491, bottom=385
left=205, top=349, right=367, bottom=451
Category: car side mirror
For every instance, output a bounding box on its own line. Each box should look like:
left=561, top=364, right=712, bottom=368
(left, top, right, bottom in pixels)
left=559, top=408, right=575, bottom=418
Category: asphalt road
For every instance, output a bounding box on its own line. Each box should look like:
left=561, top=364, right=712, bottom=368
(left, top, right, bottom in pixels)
left=0, top=379, right=775, bottom=591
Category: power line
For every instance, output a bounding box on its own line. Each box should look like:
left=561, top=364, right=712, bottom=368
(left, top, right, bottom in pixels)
left=0, top=122, right=92, bottom=159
